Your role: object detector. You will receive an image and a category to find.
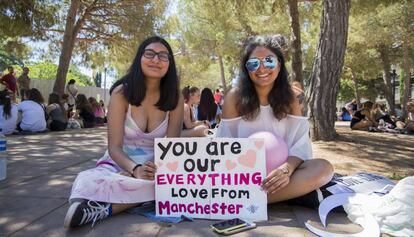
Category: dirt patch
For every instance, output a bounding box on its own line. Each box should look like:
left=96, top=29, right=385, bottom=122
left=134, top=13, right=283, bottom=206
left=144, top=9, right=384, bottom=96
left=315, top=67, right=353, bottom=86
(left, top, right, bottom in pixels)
left=313, top=122, right=414, bottom=180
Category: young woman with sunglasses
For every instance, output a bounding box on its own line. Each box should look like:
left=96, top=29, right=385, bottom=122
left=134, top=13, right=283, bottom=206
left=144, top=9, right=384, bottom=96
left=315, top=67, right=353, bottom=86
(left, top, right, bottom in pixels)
left=64, top=36, right=183, bottom=228
left=217, top=35, right=333, bottom=206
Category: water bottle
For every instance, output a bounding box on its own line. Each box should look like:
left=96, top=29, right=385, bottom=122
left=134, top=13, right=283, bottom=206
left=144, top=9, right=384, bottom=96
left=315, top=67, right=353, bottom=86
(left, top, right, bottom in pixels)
left=0, top=129, right=7, bottom=180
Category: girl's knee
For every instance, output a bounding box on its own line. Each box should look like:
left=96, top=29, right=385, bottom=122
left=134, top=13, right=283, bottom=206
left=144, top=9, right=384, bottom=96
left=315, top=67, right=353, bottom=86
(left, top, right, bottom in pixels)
left=308, top=159, right=334, bottom=186
left=317, top=159, right=334, bottom=184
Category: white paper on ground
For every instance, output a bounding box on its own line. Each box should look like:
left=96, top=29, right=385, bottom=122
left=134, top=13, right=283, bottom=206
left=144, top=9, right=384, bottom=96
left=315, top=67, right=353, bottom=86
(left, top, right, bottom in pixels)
left=326, top=173, right=395, bottom=195
left=305, top=193, right=380, bottom=237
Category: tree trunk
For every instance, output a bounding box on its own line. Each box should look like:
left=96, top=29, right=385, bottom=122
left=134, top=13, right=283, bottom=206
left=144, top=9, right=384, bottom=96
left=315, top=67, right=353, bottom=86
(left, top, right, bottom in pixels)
left=377, top=45, right=394, bottom=114
left=53, top=0, right=79, bottom=96
left=306, top=0, right=350, bottom=141
left=402, top=40, right=411, bottom=119
left=287, top=0, right=304, bottom=87
left=218, top=53, right=227, bottom=92
left=349, top=68, right=360, bottom=105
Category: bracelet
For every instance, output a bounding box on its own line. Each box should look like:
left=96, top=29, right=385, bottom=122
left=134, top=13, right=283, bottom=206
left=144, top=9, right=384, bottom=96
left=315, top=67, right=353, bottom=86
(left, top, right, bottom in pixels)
left=131, top=164, right=142, bottom=178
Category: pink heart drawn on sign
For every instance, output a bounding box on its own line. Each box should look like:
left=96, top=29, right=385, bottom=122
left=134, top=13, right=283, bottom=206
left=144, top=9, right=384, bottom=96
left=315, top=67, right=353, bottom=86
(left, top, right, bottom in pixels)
left=238, top=149, right=257, bottom=168
left=156, top=162, right=164, bottom=168
left=166, top=161, right=178, bottom=172
left=225, top=160, right=237, bottom=170
left=255, top=140, right=264, bottom=149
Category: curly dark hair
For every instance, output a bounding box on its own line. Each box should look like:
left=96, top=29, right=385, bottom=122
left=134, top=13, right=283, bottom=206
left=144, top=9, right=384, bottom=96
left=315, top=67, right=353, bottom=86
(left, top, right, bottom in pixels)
left=110, top=36, right=180, bottom=111
left=236, top=35, right=294, bottom=120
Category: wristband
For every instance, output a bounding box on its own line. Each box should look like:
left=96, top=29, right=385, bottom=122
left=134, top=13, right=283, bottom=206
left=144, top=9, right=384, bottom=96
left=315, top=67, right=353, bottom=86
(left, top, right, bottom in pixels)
left=131, top=164, right=142, bottom=178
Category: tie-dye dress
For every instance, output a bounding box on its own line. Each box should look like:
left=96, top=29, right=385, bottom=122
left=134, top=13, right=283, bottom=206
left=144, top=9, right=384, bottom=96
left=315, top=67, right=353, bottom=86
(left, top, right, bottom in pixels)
left=69, top=105, right=169, bottom=204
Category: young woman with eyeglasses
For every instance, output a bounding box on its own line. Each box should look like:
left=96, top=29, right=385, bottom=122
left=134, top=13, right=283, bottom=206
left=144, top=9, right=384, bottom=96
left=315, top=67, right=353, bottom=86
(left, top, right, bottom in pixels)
left=217, top=35, right=333, bottom=206
left=64, top=36, right=183, bottom=228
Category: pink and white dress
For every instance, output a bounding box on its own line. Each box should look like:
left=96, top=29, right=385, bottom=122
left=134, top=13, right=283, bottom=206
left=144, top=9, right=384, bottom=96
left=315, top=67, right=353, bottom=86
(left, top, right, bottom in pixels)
left=69, top=105, right=169, bottom=204
left=216, top=105, right=312, bottom=161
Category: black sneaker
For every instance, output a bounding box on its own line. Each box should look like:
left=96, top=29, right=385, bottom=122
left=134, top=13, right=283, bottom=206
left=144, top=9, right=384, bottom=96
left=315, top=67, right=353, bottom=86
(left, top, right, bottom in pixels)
left=64, top=200, right=111, bottom=228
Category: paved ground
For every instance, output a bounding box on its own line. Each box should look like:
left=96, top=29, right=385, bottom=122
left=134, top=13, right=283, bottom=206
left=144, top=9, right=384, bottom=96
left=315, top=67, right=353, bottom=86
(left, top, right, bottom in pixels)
left=2, top=122, right=410, bottom=236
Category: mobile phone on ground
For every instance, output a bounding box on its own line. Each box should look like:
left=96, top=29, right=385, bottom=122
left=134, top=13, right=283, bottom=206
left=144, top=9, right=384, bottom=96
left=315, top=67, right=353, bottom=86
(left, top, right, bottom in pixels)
left=211, top=218, right=247, bottom=233
left=221, top=221, right=256, bottom=235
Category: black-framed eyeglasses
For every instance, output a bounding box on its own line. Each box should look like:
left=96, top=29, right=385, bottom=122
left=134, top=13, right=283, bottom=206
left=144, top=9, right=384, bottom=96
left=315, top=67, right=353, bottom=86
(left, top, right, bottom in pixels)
left=143, top=49, right=170, bottom=62
left=245, top=56, right=278, bottom=72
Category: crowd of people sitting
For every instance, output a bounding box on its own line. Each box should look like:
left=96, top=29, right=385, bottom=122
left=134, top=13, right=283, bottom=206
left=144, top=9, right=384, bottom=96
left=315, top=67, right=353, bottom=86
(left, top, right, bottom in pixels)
left=2, top=65, right=412, bottom=137
left=339, top=99, right=414, bottom=134
left=0, top=86, right=107, bottom=135
left=0, top=65, right=226, bottom=138
left=181, top=86, right=223, bottom=137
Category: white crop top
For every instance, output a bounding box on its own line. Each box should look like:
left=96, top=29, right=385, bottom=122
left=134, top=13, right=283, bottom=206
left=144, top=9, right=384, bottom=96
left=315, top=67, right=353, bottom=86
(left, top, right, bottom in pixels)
left=216, top=105, right=312, bottom=161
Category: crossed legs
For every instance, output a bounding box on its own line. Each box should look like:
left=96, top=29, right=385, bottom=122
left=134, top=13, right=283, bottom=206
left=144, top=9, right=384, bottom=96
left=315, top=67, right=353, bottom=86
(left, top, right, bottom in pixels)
left=267, top=159, right=333, bottom=203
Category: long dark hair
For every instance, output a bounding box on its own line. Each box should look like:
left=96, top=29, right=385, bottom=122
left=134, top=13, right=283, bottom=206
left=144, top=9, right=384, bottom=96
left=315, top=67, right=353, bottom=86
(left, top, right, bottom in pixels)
left=27, top=88, right=45, bottom=104
left=48, top=93, right=66, bottom=115
left=0, top=91, right=12, bottom=119
left=75, top=94, right=93, bottom=113
left=110, top=36, right=179, bottom=111
left=197, top=88, right=218, bottom=121
left=237, top=35, right=294, bottom=120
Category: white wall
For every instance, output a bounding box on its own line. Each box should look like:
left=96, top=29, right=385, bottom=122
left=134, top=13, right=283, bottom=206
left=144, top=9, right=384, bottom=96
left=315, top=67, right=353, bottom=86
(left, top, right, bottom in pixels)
left=30, top=78, right=110, bottom=106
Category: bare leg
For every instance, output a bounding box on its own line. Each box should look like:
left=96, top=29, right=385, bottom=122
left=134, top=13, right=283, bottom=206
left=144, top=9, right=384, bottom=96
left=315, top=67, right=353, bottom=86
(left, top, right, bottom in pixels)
left=111, top=203, right=141, bottom=215
left=351, top=120, right=372, bottom=130
left=268, top=159, right=333, bottom=203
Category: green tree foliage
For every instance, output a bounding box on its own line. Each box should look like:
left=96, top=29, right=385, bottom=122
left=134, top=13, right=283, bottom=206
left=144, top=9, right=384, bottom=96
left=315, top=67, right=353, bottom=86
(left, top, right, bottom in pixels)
left=27, top=0, right=168, bottom=94
left=0, top=39, right=27, bottom=70
left=342, top=0, right=413, bottom=116
left=0, top=0, right=57, bottom=39
left=172, top=0, right=295, bottom=90
left=0, top=0, right=56, bottom=70
left=7, top=62, right=93, bottom=86
left=175, top=0, right=243, bottom=90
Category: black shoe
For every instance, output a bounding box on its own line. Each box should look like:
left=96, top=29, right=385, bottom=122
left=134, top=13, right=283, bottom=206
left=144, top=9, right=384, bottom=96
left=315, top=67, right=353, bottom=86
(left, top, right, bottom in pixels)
left=64, top=200, right=111, bottom=228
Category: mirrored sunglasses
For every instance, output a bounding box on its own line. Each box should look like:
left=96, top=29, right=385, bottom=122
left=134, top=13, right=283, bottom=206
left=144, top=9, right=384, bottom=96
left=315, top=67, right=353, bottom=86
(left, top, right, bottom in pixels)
left=143, top=49, right=170, bottom=62
left=245, top=56, right=278, bottom=72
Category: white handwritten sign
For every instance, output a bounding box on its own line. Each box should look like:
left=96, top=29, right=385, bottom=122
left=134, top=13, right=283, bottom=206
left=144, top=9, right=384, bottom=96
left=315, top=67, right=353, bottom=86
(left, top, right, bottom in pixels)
left=155, top=138, right=268, bottom=221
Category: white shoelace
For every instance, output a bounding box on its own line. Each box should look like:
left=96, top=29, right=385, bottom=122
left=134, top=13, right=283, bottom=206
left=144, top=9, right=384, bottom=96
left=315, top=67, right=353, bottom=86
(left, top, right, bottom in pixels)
left=80, top=201, right=110, bottom=227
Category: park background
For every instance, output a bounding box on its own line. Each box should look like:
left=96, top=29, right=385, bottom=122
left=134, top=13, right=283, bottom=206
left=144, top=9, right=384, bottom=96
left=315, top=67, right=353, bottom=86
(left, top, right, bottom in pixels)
left=1, top=0, right=413, bottom=140
left=1, top=1, right=414, bottom=236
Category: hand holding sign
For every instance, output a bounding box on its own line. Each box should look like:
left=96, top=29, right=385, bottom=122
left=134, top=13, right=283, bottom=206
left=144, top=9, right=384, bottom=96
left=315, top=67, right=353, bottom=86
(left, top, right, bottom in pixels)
left=155, top=138, right=268, bottom=221
left=261, top=167, right=290, bottom=194
left=133, top=161, right=157, bottom=180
